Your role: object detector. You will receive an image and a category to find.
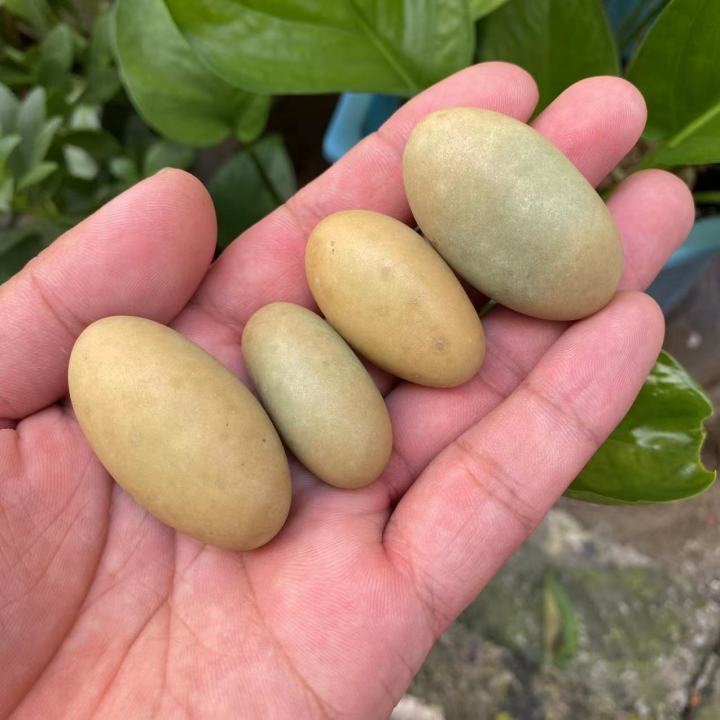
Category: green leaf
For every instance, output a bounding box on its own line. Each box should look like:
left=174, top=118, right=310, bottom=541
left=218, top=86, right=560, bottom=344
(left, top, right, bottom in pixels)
left=5, top=82, right=68, bottom=184
left=480, top=0, right=619, bottom=112
left=68, top=105, right=100, bottom=131
left=62, top=145, right=97, bottom=180
left=565, top=352, right=716, bottom=504
left=0, top=134, right=21, bottom=166
left=469, top=0, right=511, bottom=20
left=209, top=135, right=296, bottom=249
left=1, top=46, right=29, bottom=65
left=0, top=68, right=34, bottom=87
left=81, top=66, right=120, bottom=105
left=115, top=0, right=270, bottom=147
left=87, top=6, right=115, bottom=68
left=61, top=128, right=121, bottom=159
left=0, top=221, right=56, bottom=283
left=10, top=87, right=47, bottom=176
left=109, top=156, right=137, bottom=183
left=235, top=94, right=272, bottom=145
left=542, top=571, right=577, bottom=669
left=82, top=10, right=121, bottom=104
left=143, top=140, right=195, bottom=176
left=15, top=87, right=45, bottom=144
left=0, top=134, right=20, bottom=205
left=122, top=114, right=156, bottom=167
left=165, top=0, right=474, bottom=96
left=17, top=159, right=57, bottom=189
left=0, top=82, right=19, bottom=135
left=626, top=0, right=720, bottom=167
left=37, top=23, right=75, bottom=89
left=55, top=0, right=105, bottom=32
left=3, top=0, right=57, bottom=33
left=0, top=176, right=14, bottom=213
left=30, top=116, right=63, bottom=168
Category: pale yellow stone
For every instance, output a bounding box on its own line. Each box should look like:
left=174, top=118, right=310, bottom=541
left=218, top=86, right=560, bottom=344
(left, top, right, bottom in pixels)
left=68, top=316, right=291, bottom=550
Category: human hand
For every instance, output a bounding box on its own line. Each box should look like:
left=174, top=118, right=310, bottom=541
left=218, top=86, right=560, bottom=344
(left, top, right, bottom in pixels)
left=0, top=63, right=694, bottom=719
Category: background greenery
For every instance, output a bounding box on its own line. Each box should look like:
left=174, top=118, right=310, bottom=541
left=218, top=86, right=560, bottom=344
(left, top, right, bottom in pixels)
left=0, top=0, right=716, bottom=503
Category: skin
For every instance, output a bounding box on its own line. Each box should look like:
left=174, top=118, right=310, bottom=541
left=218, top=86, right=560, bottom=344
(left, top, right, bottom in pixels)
left=306, top=209, right=485, bottom=387
left=69, top=316, right=291, bottom=550
left=243, top=302, right=391, bottom=489
left=0, top=64, right=695, bottom=719
left=404, top=107, right=624, bottom=321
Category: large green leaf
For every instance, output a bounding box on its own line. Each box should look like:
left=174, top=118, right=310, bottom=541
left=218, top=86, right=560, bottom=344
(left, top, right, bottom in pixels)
left=165, top=0, right=474, bottom=96
left=627, top=0, right=720, bottom=167
left=114, top=0, right=270, bottom=147
left=566, top=352, right=716, bottom=504
left=469, top=0, right=511, bottom=20
left=209, top=135, right=296, bottom=249
left=480, top=0, right=618, bottom=112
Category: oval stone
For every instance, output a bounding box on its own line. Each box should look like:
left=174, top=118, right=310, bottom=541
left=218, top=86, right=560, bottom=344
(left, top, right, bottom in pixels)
left=403, top=107, right=623, bottom=320
left=243, top=302, right=392, bottom=489
left=68, top=316, right=291, bottom=550
left=305, top=209, right=485, bottom=388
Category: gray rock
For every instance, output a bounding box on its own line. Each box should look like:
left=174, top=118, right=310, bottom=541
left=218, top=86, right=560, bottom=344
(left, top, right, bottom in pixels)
left=391, top=695, right=445, bottom=720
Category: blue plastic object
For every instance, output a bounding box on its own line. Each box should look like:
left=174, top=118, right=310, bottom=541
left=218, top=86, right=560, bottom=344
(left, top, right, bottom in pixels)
left=648, top=216, right=720, bottom=313
left=604, top=0, right=638, bottom=28
left=322, top=93, right=402, bottom=163
left=605, top=0, right=667, bottom=59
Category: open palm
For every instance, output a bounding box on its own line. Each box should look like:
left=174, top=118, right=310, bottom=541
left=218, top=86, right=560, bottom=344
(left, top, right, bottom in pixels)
left=0, top=63, right=693, bottom=719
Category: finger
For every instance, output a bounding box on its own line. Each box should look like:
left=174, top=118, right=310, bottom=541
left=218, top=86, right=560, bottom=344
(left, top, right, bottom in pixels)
left=173, top=62, right=539, bottom=373
left=384, top=292, right=664, bottom=632
left=532, top=76, right=646, bottom=186
left=610, top=169, right=695, bottom=290
left=0, top=170, right=216, bottom=420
